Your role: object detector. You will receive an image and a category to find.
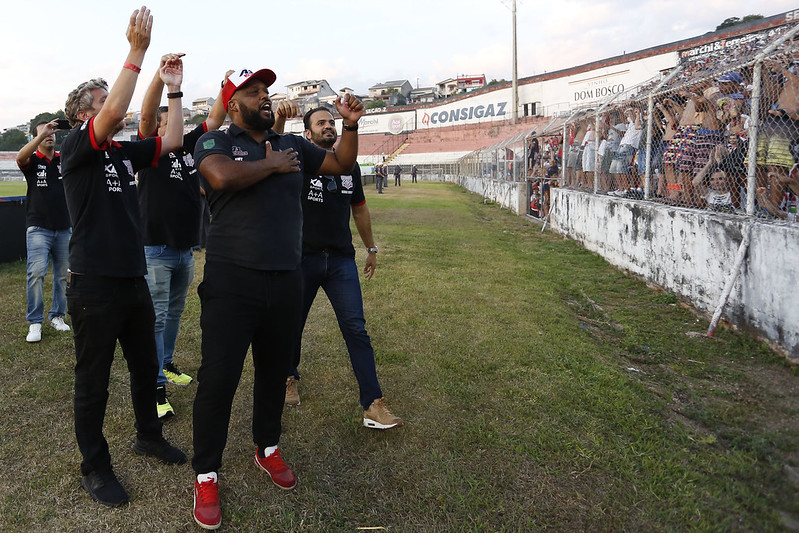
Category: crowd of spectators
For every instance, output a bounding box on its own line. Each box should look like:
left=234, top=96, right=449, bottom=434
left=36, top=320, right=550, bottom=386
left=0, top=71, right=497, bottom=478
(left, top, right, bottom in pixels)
left=529, top=22, right=799, bottom=221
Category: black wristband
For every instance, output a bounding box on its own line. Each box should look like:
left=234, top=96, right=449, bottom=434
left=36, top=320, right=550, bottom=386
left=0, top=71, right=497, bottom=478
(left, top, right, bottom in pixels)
left=167, top=91, right=183, bottom=99
left=342, top=123, right=358, bottom=132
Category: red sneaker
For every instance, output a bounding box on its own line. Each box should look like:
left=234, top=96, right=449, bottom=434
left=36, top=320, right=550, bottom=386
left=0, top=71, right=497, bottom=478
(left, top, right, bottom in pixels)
left=254, top=448, right=296, bottom=490
left=193, top=473, right=221, bottom=530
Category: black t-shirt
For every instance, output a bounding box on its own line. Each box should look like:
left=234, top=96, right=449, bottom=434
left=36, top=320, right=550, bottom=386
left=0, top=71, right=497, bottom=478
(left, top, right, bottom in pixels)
left=61, top=116, right=160, bottom=277
left=137, top=123, right=206, bottom=249
left=302, top=164, right=365, bottom=257
left=194, top=124, right=327, bottom=270
left=18, top=151, right=71, bottom=230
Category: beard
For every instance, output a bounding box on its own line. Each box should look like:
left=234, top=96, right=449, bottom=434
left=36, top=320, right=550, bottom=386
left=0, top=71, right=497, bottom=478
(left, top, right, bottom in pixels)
left=239, top=101, right=275, bottom=131
left=310, top=130, right=337, bottom=150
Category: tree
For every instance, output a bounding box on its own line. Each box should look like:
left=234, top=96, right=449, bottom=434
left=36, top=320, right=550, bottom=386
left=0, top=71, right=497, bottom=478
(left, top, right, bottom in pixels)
left=717, top=17, right=740, bottom=30
left=0, top=129, right=28, bottom=151
left=716, top=14, right=763, bottom=30
left=189, top=113, right=207, bottom=125
left=485, top=79, right=508, bottom=88
left=366, top=99, right=386, bottom=110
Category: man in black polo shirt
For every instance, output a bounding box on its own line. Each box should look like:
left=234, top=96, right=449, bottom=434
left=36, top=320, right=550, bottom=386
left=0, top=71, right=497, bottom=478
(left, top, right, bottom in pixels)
left=59, top=7, right=186, bottom=508
left=190, top=68, right=364, bottom=530
left=16, top=119, right=72, bottom=343
left=137, top=60, right=231, bottom=419
left=275, top=107, right=402, bottom=430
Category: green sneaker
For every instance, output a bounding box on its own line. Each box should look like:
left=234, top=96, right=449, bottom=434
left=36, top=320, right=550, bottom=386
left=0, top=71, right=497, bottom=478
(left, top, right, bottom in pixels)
left=156, top=386, right=175, bottom=419
left=163, top=362, right=193, bottom=386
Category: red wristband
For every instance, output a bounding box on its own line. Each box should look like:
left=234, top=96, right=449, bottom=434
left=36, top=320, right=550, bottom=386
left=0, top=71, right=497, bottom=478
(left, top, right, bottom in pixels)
left=123, top=62, right=141, bottom=74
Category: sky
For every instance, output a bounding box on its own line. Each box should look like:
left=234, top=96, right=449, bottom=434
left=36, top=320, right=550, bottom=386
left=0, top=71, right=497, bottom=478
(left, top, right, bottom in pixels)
left=1, top=0, right=796, bottom=132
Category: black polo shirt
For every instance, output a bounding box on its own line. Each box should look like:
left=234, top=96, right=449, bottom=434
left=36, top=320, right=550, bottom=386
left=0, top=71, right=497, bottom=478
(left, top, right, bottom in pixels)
left=61, top=116, right=160, bottom=277
left=302, top=164, right=365, bottom=257
left=137, top=123, right=206, bottom=249
left=18, top=150, right=71, bottom=230
left=194, top=124, right=327, bottom=270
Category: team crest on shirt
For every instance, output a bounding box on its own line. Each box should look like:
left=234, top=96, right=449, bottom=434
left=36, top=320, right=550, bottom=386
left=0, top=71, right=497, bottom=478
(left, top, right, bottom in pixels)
left=232, top=146, right=248, bottom=157
left=341, top=175, right=353, bottom=190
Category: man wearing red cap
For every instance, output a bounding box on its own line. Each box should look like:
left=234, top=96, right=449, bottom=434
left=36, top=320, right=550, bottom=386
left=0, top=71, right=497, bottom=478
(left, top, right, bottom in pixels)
left=190, top=68, right=364, bottom=530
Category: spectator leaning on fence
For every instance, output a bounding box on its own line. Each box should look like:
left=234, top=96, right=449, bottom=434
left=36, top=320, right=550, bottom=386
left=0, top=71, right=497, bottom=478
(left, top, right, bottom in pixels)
left=608, top=108, right=643, bottom=198
left=755, top=51, right=799, bottom=218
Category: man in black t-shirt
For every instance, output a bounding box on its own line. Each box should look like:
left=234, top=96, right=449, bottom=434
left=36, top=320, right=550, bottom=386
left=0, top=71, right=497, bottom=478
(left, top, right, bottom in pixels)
left=59, top=7, right=186, bottom=508
left=190, top=68, right=364, bottom=530
left=394, top=164, right=402, bottom=186
left=137, top=61, right=230, bottom=419
left=274, top=106, right=402, bottom=430
left=16, top=119, right=72, bottom=343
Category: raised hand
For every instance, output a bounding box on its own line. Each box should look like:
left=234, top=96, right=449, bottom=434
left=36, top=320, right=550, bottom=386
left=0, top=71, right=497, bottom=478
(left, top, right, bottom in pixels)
left=276, top=100, right=300, bottom=119
left=126, top=6, right=153, bottom=53
left=335, top=93, right=364, bottom=124
left=160, top=53, right=185, bottom=88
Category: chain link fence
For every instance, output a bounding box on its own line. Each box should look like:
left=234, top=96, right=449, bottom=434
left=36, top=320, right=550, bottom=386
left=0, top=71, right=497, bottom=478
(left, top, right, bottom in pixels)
left=487, top=22, right=799, bottom=222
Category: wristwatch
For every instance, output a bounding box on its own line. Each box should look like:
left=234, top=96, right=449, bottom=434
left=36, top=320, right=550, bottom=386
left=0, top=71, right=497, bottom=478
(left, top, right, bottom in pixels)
left=366, top=246, right=379, bottom=254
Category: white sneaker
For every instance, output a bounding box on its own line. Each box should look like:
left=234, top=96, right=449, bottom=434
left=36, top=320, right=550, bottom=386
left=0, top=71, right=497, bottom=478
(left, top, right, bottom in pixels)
left=50, top=316, right=71, bottom=332
left=26, top=323, right=42, bottom=343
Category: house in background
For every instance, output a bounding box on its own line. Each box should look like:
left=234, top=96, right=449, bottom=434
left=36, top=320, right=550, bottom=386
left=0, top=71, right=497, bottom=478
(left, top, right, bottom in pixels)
left=286, top=80, right=338, bottom=113
left=409, top=87, right=437, bottom=104
left=436, top=74, right=486, bottom=97
left=368, top=80, right=413, bottom=106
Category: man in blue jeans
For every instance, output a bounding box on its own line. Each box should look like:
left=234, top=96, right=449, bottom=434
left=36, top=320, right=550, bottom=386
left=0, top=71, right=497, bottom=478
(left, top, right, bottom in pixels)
left=138, top=59, right=230, bottom=418
left=276, top=106, right=402, bottom=430
left=16, top=119, right=72, bottom=343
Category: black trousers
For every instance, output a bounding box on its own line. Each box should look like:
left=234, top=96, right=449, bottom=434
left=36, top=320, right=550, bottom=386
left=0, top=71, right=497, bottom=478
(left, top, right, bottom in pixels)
left=192, top=261, right=301, bottom=475
left=67, top=274, right=161, bottom=476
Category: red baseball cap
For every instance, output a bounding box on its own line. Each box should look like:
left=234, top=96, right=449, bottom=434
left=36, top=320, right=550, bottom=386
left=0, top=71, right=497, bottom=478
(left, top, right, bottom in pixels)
left=221, top=68, right=277, bottom=111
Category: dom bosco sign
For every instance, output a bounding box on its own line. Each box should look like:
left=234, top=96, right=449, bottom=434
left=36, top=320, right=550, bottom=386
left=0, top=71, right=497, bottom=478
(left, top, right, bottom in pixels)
left=574, top=83, right=625, bottom=102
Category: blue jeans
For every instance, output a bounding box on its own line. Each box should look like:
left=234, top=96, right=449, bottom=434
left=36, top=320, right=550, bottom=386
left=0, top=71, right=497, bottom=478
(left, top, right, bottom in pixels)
left=144, top=246, right=195, bottom=387
left=292, top=252, right=382, bottom=410
left=26, top=226, right=71, bottom=324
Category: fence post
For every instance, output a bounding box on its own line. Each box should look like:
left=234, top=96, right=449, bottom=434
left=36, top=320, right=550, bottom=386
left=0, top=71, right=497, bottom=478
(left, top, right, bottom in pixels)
left=594, top=113, right=600, bottom=193
left=745, top=62, right=763, bottom=216
left=644, top=95, right=655, bottom=199
left=562, top=122, right=567, bottom=184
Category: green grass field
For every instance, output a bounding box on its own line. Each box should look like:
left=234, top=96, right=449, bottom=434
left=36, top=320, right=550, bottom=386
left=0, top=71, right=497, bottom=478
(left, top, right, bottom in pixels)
left=0, top=181, right=27, bottom=197
left=0, top=181, right=797, bottom=532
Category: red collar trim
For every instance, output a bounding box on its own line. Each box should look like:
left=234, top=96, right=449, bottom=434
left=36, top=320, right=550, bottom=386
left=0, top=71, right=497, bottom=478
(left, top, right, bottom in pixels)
left=34, top=149, right=57, bottom=163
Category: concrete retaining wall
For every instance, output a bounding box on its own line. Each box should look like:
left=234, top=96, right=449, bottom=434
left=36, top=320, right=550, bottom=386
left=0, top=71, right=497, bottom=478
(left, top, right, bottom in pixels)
left=438, top=175, right=799, bottom=360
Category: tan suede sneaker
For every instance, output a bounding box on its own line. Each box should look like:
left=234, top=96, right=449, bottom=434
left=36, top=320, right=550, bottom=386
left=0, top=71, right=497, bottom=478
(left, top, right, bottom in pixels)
left=285, top=376, right=300, bottom=406
left=363, top=397, right=403, bottom=429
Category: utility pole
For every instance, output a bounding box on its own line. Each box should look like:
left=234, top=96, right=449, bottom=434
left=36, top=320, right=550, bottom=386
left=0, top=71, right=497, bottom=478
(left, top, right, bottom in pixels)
left=512, top=0, right=519, bottom=121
